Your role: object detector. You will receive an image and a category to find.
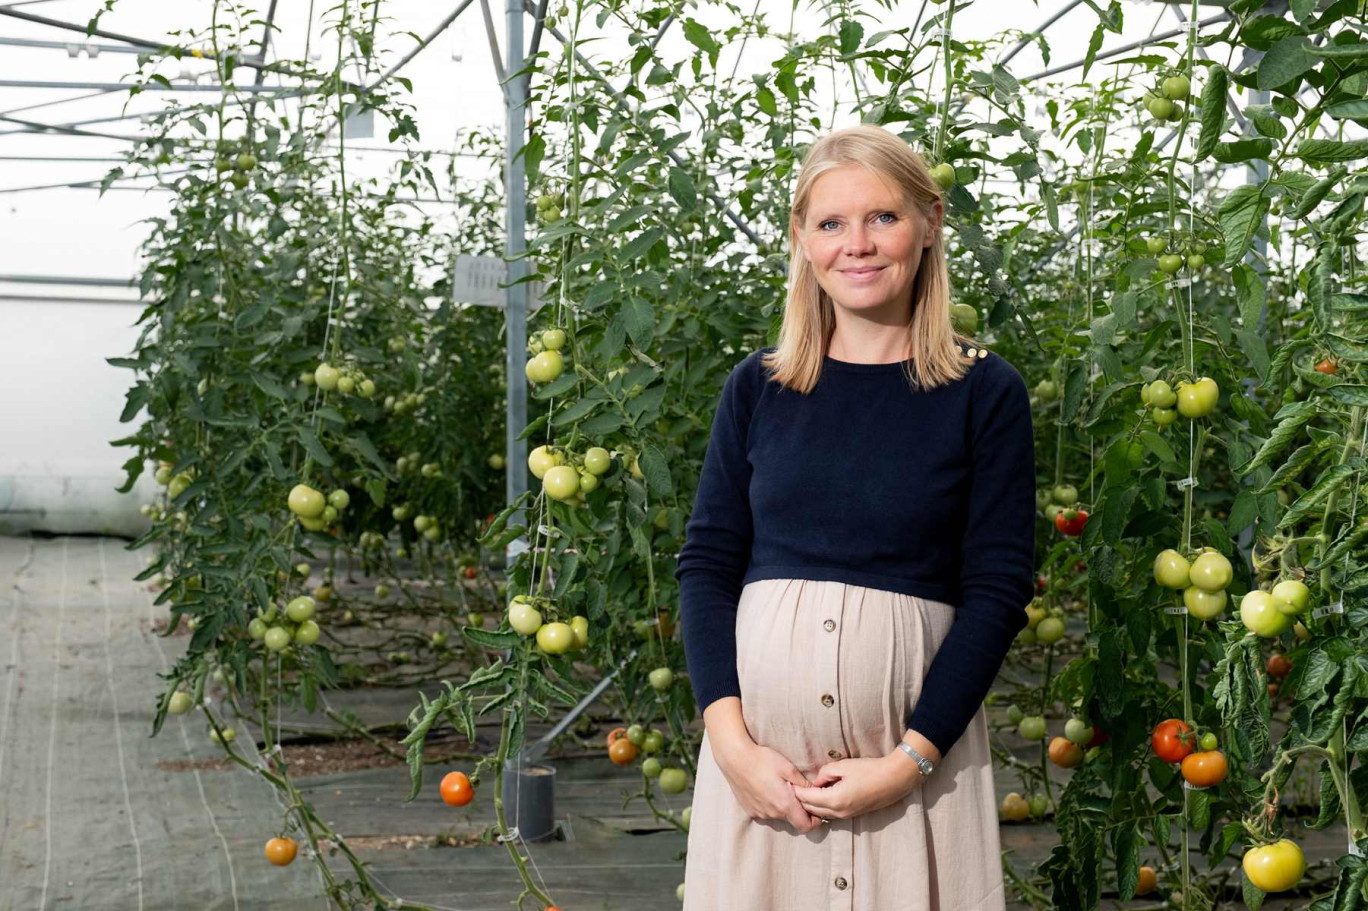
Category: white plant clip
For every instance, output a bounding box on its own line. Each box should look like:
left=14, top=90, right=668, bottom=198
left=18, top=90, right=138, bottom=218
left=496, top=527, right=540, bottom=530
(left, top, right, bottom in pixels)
left=1312, top=600, right=1345, bottom=620
left=496, top=826, right=521, bottom=843
left=1176, top=477, right=1199, bottom=490
left=1164, top=606, right=1189, bottom=615
left=1167, top=276, right=1192, bottom=290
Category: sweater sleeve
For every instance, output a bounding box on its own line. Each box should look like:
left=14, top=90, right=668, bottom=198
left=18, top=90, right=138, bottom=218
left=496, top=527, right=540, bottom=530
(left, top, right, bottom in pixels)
left=674, top=355, right=758, bottom=716
left=905, top=355, right=1036, bottom=757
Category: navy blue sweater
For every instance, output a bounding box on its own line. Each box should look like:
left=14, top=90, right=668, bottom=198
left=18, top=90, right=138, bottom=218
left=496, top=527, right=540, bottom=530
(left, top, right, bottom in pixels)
left=673, top=343, right=1036, bottom=758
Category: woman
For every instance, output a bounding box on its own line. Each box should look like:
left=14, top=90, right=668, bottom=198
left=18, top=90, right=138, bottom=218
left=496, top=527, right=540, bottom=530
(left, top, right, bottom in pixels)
left=673, top=124, right=1036, bottom=910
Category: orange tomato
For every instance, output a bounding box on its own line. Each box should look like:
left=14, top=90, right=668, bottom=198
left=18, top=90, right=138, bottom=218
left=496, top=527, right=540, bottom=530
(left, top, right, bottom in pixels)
left=605, top=726, right=627, bottom=747
left=1315, top=358, right=1338, bottom=375
left=1136, top=865, right=1157, bottom=896
left=1181, top=750, right=1228, bottom=788
left=608, top=738, right=638, bottom=766
left=1048, top=736, right=1083, bottom=768
left=440, top=770, right=474, bottom=806
left=264, top=836, right=297, bottom=866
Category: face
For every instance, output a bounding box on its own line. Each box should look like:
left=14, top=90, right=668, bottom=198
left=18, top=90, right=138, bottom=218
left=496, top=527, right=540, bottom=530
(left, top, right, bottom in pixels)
left=794, top=164, right=942, bottom=321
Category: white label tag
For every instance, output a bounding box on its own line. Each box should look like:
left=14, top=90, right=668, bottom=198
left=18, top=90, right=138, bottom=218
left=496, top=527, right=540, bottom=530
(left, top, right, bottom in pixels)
left=1164, top=606, right=1189, bottom=615
left=1313, top=601, right=1346, bottom=620
left=1176, top=477, right=1199, bottom=490
left=1167, top=277, right=1192, bottom=289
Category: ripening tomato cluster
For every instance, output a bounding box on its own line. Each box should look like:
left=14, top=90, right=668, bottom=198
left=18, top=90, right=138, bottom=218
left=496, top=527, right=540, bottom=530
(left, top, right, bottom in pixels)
left=1150, top=719, right=1228, bottom=789
left=247, top=593, right=322, bottom=652
left=529, top=441, right=622, bottom=506
left=302, top=361, right=377, bottom=399
left=1016, top=599, right=1066, bottom=647
left=287, top=483, right=351, bottom=532
left=998, top=790, right=1049, bottom=823
left=1141, top=71, right=1191, bottom=122
left=1152, top=547, right=1233, bottom=620
left=507, top=594, right=590, bottom=655
left=1140, top=375, right=1219, bottom=427
left=604, top=727, right=692, bottom=798
left=526, top=328, right=568, bottom=384
left=1039, top=483, right=1088, bottom=536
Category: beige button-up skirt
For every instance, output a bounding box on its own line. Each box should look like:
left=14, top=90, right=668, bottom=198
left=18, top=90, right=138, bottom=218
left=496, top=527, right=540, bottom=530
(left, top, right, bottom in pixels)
left=684, top=578, right=1005, bottom=911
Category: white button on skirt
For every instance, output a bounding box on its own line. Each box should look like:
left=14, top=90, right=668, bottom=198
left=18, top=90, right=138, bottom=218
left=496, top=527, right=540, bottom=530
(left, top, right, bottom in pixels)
left=683, top=578, right=1006, bottom=911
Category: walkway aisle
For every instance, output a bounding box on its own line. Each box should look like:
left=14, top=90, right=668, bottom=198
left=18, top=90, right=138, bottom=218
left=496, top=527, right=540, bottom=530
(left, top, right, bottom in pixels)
left=0, top=536, right=324, bottom=911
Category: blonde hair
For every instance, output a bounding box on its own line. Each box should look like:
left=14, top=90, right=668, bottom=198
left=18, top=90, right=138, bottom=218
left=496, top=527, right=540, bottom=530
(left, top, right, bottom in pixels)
left=762, top=124, right=974, bottom=394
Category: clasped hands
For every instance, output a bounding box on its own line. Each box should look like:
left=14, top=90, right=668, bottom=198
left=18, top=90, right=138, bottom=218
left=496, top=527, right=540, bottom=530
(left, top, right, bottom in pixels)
left=718, top=740, right=927, bottom=835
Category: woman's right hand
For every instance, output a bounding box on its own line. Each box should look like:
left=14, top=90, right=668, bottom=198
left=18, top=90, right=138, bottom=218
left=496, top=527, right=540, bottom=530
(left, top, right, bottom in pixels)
left=715, top=741, right=824, bottom=833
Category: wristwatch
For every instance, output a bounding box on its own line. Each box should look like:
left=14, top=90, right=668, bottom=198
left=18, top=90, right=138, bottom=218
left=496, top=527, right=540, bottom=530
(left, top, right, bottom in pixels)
left=897, top=742, right=936, bottom=779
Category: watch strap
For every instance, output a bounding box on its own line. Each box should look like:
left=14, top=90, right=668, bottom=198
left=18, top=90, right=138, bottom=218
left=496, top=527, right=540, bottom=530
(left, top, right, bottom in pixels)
left=897, top=741, right=935, bottom=777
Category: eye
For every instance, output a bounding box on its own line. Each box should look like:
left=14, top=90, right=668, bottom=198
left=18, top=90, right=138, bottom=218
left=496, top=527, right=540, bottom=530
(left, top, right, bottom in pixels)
left=818, top=212, right=897, bottom=231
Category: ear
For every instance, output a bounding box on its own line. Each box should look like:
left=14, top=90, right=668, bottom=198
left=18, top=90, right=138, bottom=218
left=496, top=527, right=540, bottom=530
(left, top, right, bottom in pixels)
left=923, top=199, right=944, bottom=247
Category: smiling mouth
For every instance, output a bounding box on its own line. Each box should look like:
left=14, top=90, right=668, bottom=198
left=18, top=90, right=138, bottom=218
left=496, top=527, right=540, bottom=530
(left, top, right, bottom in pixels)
left=842, top=267, right=884, bottom=274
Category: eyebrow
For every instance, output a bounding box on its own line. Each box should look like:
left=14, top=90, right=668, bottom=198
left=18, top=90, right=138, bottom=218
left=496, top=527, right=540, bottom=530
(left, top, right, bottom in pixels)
left=813, top=207, right=900, bottom=221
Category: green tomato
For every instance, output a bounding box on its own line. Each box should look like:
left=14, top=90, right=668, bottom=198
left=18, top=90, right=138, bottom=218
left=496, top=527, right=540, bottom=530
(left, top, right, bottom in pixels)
left=950, top=302, right=978, bottom=334
left=1152, top=407, right=1178, bottom=427
left=1064, top=718, right=1093, bottom=745
left=527, top=445, right=564, bottom=480
left=1035, top=617, right=1065, bottom=645
left=234, top=152, right=257, bottom=171
left=542, top=465, right=581, bottom=501
left=293, top=620, right=321, bottom=646
left=313, top=363, right=340, bottom=391
left=1051, top=484, right=1078, bottom=506
left=1147, top=380, right=1177, bottom=408
left=1157, top=253, right=1184, bottom=274
left=1162, top=74, right=1190, bottom=100
left=525, top=350, right=565, bottom=385
left=642, top=757, right=663, bottom=778
left=1018, top=716, right=1047, bottom=741
left=248, top=618, right=268, bottom=640
left=583, top=446, right=612, bottom=476
left=285, top=596, right=316, bottom=623
left=1145, top=96, right=1174, bottom=120
left=658, top=768, right=688, bottom=794
left=1271, top=579, right=1311, bottom=616
left=1028, top=794, right=1048, bottom=817
left=288, top=484, right=326, bottom=519
left=1145, top=236, right=1167, bottom=255
left=1153, top=549, right=1191, bottom=589
left=509, top=602, right=543, bottom=636
left=1241, top=590, right=1293, bottom=638
left=375, top=584, right=390, bottom=599
left=1189, top=552, right=1232, bottom=592
left=168, top=691, right=194, bottom=715
left=626, top=724, right=645, bottom=746
left=1035, top=379, right=1058, bottom=402
left=264, top=626, right=291, bottom=652
left=328, top=489, right=350, bottom=510
left=649, top=667, right=674, bottom=691
left=642, top=730, right=665, bottom=754
left=1184, top=586, right=1227, bottom=621
left=541, top=328, right=567, bottom=351
left=1006, top=704, right=1024, bottom=725
left=536, top=621, right=575, bottom=654
left=1176, top=377, right=1219, bottom=419
left=1200, top=732, right=1218, bottom=751
left=1187, top=253, right=1205, bottom=270
left=929, top=163, right=957, bottom=190
left=570, top=615, right=589, bottom=650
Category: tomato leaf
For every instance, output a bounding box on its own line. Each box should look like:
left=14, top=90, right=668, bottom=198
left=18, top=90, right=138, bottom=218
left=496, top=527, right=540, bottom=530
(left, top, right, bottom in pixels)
left=1330, top=385, right=1368, bottom=406
left=1213, top=138, right=1275, bottom=163
left=1235, top=400, right=1316, bottom=477
left=296, top=425, right=333, bottom=467
left=1242, top=873, right=1266, bottom=910
left=1257, top=34, right=1319, bottom=91
left=639, top=443, right=675, bottom=497
left=1195, top=65, right=1228, bottom=161
left=1219, top=185, right=1269, bottom=267
left=1296, top=139, right=1368, bottom=163
left=1287, top=165, right=1346, bottom=219
left=1112, top=821, right=1140, bottom=899
left=1237, top=329, right=1271, bottom=382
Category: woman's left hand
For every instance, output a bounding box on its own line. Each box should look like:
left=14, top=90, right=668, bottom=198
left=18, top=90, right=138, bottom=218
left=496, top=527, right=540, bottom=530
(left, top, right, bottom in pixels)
left=790, top=754, right=923, bottom=822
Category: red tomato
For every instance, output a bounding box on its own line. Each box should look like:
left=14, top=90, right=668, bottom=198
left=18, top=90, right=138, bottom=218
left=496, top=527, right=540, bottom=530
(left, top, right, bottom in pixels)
left=440, top=771, right=474, bottom=806
left=1054, top=509, right=1089, bottom=537
left=1087, top=726, right=1109, bottom=748
left=608, top=738, right=638, bottom=766
left=1266, top=655, right=1292, bottom=679
left=1151, top=718, right=1194, bottom=763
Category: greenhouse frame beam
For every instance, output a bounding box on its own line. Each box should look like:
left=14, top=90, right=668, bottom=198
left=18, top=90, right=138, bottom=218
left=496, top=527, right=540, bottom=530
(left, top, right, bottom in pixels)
left=0, top=36, right=149, bottom=54
left=0, top=86, right=121, bottom=118
left=503, top=0, right=531, bottom=554
left=0, top=79, right=287, bottom=92
left=1021, top=11, right=1231, bottom=82
left=0, top=7, right=263, bottom=63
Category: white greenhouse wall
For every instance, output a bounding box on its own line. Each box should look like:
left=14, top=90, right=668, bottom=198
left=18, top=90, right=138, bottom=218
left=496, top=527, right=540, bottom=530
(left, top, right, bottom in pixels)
left=0, top=298, right=156, bottom=537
